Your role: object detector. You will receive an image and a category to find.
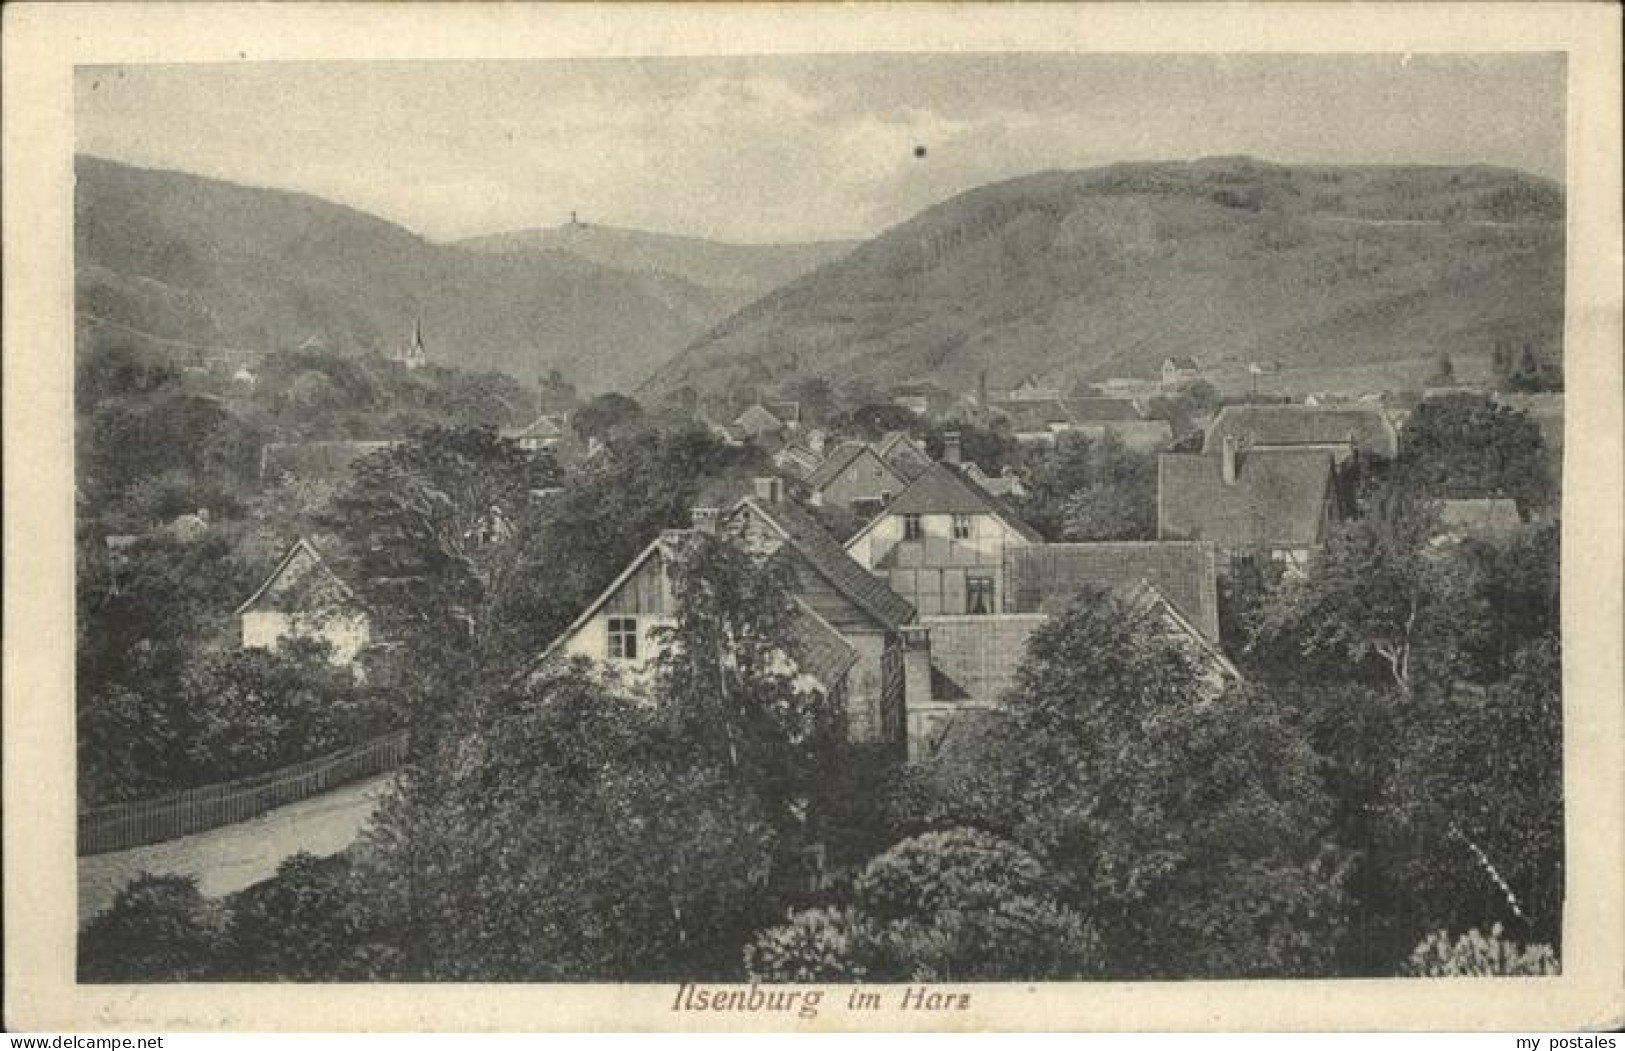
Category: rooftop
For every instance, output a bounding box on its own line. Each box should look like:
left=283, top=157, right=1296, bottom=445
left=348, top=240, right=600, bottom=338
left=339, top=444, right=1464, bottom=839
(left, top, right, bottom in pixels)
left=1159, top=448, right=1336, bottom=551
left=1003, top=541, right=1222, bottom=642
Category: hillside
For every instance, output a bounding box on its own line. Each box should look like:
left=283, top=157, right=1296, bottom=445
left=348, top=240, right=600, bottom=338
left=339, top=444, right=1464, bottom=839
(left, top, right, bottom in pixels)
left=645, top=158, right=1565, bottom=397
left=458, top=222, right=855, bottom=298
left=75, top=156, right=764, bottom=392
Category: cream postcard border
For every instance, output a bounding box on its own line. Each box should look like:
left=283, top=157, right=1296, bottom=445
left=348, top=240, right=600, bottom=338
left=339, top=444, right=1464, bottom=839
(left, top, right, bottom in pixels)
left=5, top=1, right=1621, bottom=1032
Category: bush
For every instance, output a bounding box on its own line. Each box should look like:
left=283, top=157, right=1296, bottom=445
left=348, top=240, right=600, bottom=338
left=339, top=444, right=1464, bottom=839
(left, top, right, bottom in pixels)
left=79, top=873, right=224, bottom=981
left=1402, top=925, right=1559, bottom=977
left=224, top=852, right=399, bottom=980
left=744, top=907, right=883, bottom=982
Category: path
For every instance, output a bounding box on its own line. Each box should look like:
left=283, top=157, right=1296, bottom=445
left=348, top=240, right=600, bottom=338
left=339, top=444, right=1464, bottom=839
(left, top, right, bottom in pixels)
left=78, top=773, right=396, bottom=927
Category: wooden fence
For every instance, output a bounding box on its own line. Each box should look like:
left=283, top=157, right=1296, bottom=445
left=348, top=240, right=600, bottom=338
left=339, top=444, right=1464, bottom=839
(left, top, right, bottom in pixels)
left=78, top=731, right=411, bottom=856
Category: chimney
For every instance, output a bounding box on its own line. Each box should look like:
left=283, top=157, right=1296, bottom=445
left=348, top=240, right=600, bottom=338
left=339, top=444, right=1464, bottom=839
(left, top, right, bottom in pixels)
left=900, top=626, right=934, bottom=762
left=753, top=476, right=784, bottom=504
left=1222, top=436, right=1240, bottom=485
left=942, top=431, right=962, bottom=466
left=690, top=507, right=720, bottom=534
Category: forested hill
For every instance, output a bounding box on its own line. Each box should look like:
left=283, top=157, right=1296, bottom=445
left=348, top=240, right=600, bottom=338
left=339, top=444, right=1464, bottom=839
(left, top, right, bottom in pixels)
left=75, top=156, right=789, bottom=393
left=458, top=222, right=855, bottom=297
left=645, top=158, right=1564, bottom=397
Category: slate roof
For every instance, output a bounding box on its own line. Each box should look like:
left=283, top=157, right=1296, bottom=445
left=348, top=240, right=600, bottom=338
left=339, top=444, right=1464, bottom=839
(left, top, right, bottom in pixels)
left=874, top=431, right=932, bottom=476
left=804, top=441, right=902, bottom=493
left=505, top=414, right=566, bottom=441
left=1203, top=405, right=1399, bottom=460
left=1158, top=448, right=1336, bottom=553
left=731, top=496, right=917, bottom=630
left=259, top=440, right=399, bottom=483
left=1063, top=397, right=1142, bottom=422
left=922, top=615, right=1047, bottom=706
left=875, top=463, right=1044, bottom=542
left=784, top=599, right=860, bottom=693
left=1003, top=541, right=1222, bottom=642
left=235, top=538, right=359, bottom=616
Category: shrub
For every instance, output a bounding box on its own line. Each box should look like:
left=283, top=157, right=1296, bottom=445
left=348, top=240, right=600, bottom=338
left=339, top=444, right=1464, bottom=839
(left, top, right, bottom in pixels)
left=1402, top=925, right=1559, bottom=977
left=79, top=873, right=224, bottom=981
left=744, top=907, right=883, bottom=982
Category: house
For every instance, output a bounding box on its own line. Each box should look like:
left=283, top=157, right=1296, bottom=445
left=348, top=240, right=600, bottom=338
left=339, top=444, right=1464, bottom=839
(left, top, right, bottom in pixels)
left=873, top=431, right=934, bottom=481
left=764, top=401, right=803, bottom=431
left=732, top=403, right=788, bottom=440
left=890, top=385, right=933, bottom=417
left=1202, top=404, right=1399, bottom=464
left=236, top=539, right=371, bottom=666
left=1435, top=498, right=1524, bottom=542
left=1002, top=376, right=1065, bottom=403
left=994, top=400, right=1075, bottom=444
left=259, top=440, right=399, bottom=485
left=1064, top=398, right=1173, bottom=453
left=504, top=414, right=567, bottom=452
left=961, top=462, right=1028, bottom=500
left=805, top=442, right=910, bottom=511
left=845, top=461, right=1043, bottom=617
left=773, top=442, right=825, bottom=482
left=1161, top=356, right=1201, bottom=387
left=908, top=540, right=1237, bottom=758
left=543, top=485, right=919, bottom=749
left=1158, top=441, right=1341, bottom=574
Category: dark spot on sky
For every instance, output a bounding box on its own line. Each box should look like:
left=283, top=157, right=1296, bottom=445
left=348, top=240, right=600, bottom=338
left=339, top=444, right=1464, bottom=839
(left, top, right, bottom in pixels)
left=914, top=145, right=927, bottom=159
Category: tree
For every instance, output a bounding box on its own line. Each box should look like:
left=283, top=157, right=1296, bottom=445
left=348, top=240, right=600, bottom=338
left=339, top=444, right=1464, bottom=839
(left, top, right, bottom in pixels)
left=655, top=531, right=845, bottom=844
left=351, top=668, right=779, bottom=980
left=892, top=589, right=1350, bottom=978
left=831, top=403, right=920, bottom=440
left=1250, top=490, right=1486, bottom=698
left=745, top=829, right=1097, bottom=982
left=79, top=874, right=225, bottom=982
left=784, top=376, right=836, bottom=425
left=571, top=391, right=644, bottom=440
left=1398, top=392, right=1551, bottom=510
left=327, top=426, right=560, bottom=682
left=1376, top=634, right=1563, bottom=950
left=224, top=852, right=398, bottom=980
left=1015, top=432, right=1155, bottom=541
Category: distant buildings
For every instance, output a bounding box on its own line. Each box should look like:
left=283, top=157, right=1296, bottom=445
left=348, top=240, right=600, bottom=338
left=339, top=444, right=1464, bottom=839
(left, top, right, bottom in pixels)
left=805, top=442, right=910, bottom=511
left=504, top=414, right=569, bottom=452
left=389, top=318, right=429, bottom=369
left=1202, top=404, right=1399, bottom=464
left=1161, top=356, right=1201, bottom=387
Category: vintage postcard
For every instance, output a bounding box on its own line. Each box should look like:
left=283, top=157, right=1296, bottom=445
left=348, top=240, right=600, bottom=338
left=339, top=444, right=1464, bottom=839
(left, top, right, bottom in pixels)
left=4, top=1, right=1622, bottom=1033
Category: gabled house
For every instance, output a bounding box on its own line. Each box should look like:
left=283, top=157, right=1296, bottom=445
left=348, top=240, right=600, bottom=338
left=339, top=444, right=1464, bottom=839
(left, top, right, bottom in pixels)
left=805, top=442, right=910, bottom=511
left=1002, top=540, right=1224, bottom=643
left=732, top=403, right=788, bottom=440
left=1002, top=376, right=1065, bottom=403
left=1158, top=441, right=1341, bottom=574
left=874, top=431, right=934, bottom=481
left=541, top=487, right=919, bottom=748
left=1202, top=404, right=1399, bottom=464
left=773, top=442, right=825, bottom=482
left=846, top=462, right=1043, bottom=617
left=1161, top=356, right=1201, bottom=387
left=236, top=539, right=371, bottom=666
left=504, top=414, right=567, bottom=451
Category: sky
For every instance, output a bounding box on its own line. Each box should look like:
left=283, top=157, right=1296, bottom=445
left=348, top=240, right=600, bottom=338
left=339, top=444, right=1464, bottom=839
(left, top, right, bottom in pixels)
left=76, top=53, right=1566, bottom=245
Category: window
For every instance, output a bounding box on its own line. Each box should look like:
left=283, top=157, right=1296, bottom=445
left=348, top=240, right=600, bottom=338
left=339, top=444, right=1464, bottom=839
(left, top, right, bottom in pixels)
left=966, top=574, right=995, bottom=615
left=952, top=514, right=972, bottom=540
left=607, top=617, right=639, bottom=660
left=902, top=514, right=924, bottom=541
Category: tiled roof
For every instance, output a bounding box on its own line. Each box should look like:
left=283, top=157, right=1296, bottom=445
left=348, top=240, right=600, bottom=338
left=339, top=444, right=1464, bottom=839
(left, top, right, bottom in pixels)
left=784, top=598, right=859, bottom=693
left=1159, top=448, right=1335, bottom=553
left=994, top=399, right=1072, bottom=430
left=1063, top=397, right=1142, bottom=422
left=505, top=414, right=565, bottom=440
left=805, top=441, right=899, bottom=492
left=732, top=497, right=917, bottom=630
left=922, top=615, right=1047, bottom=706
left=1003, top=541, right=1222, bottom=642
left=259, top=440, right=398, bottom=483
left=1203, top=405, right=1398, bottom=460
left=882, top=463, right=1044, bottom=542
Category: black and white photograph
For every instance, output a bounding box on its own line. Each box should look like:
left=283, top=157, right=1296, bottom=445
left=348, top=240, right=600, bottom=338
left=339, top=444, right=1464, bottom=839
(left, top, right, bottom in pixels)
left=5, top=0, right=1623, bottom=1034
